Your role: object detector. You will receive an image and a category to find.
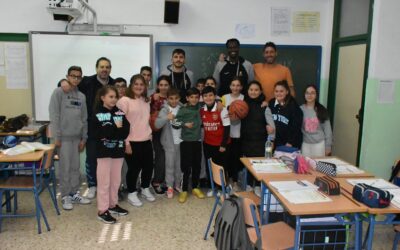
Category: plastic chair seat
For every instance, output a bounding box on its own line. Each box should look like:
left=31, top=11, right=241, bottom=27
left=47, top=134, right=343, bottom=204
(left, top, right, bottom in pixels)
left=0, top=176, right=34, bottom=189
left=235, top=191, right=260, bottom=205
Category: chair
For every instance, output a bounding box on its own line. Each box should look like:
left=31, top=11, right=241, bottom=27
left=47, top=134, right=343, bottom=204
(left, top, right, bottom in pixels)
left=393, top=225, right=400, bottom=250
left=0, top=146, right=55, bottom=234
left=40, top=148, right=60, bottom=215
left=242, top=197, right=295, bottom=250
left=203, top=158, right=260, bottom=240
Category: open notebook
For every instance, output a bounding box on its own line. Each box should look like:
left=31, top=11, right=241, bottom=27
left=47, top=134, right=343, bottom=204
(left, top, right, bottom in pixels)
left=1, top=142, right=51, bottom=156
left=250, top=158, right=292, bottom=173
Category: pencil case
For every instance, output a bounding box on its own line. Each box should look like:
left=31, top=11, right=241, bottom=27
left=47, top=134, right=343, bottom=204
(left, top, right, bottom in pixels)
left=316, top=161, right=337, bottom=177
left=352, top=183, right=393, bottom=208
left=314, top=176, right=341, bottom=195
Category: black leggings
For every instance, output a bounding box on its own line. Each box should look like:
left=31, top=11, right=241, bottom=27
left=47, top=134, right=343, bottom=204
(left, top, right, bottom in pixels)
left=125, top=140, right=154, bottom=193
left=180, top=141, right=202, bottom=191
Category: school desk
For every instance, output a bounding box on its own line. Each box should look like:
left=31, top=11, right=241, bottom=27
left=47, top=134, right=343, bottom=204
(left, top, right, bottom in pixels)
left=0, top=123, right=48, bottom=144
left=335, top=177, right=400, bottom=250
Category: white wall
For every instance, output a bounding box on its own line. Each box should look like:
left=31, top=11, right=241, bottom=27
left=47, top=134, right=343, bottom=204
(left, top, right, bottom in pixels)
left=0, top=0, right=334, bottom=97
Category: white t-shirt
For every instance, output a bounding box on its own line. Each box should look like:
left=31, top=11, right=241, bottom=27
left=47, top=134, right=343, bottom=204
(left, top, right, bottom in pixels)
left=222, top=93, right=244, bottom=138
left=169, top=105, right=182, bottom=145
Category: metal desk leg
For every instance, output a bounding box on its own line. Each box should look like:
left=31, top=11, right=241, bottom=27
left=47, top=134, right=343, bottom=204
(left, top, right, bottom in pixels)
left=365, top=215, right=375, bottom=250
left=354, top=213, right=361, bottom=250
left=242, top=168, right=247, bottom=190
left=294, top=216, right=301, bottom=249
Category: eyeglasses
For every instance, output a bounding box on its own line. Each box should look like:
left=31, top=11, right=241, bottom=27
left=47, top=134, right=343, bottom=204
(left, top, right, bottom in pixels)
left=68, top=75, right=82, bottom=80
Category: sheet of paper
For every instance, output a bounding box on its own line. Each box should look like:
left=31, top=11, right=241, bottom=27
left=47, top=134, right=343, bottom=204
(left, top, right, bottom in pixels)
left=5, top=42, right=29, bottom=89
left=250, top=158, right=292, bottom=173
left=271, top=7, right=291, bottom=36
left=279, top=189, right=332, bottom=204
left=292, top=11, right=320, bottom=32
left=270, top=180, right=319, bottom=191
left=0, top=43, right=5, bottom=65
left=377, top=79, right=395, bottom=104
left=235, top=24, right=255, bottom=39
left=346, top=178, right=399, bottom=190
left=314, top=157, right=364, bottom=174
left=389, top=189, right=400, bottom=208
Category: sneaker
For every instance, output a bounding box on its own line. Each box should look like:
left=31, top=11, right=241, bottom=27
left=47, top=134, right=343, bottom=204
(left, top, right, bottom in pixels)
left=246, top=185, right=254, bottom=192
left=152, top=182, right=165, bottom=195
left=167, top=187, right=174, bottom=199
left=178, top=191, right=188, bottom=203
left=128, top=192, right=143, bottom=207
left=98, top=210, right=116, bottom=224
left=62, top=196, right=73, bottom=210
left=109, top=205, right=129, bottom=216
left=206, top=189, right=214, bottom=198
left=254, top=186, right=261, bottom=197
left=192, top=188, right=205, bottom=199
left=141, top=187, right=155, bottom=202
left=87, top=186, right=97, bottom=199
left=71, top=193, right=91, bottom=204
left=174, top=185, right=182, bottom=193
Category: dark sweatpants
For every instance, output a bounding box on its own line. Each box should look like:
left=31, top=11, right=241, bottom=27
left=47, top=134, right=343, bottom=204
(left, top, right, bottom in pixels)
left=180, top=141, right=201, bottom=192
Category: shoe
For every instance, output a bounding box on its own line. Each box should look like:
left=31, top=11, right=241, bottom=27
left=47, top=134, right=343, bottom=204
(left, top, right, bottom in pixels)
left=87, top=186, right=97, bottom=199
left=109, top=205, right=129, bottom=216
left=246, top=185, right=254, bottom=192
left=206, top=189, right=214, bottom=198
left=232, top=182, right=242, bottom=192
left=152, top=182, right=166, bottom=195
left=178, top=191, right=188, bottom=203
left=192, top=188, right=205, bottom=199
left=167, top=187, right=174, bottom=199
left=128, top=191, right=143, bottom=207
left=174, top=185, right=182, bottom=193
left=98, top=210, right=116, bottom=224
left=141, top=187, right=156, bottom=202
left=62, top=196, right=73, bottom=210
left=254, top=186, right=261, bottom=197
left=71, top=193, right=91, bottom=204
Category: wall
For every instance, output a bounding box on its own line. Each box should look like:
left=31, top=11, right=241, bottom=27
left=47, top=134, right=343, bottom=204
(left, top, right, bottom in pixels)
left=360, top=0, right=400, bottom=178
left=0, top=0, right=334, bottom=110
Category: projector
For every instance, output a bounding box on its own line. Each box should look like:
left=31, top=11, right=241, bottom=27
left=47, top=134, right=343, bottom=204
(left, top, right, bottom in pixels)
left=47, top=0, right=82, bottom=21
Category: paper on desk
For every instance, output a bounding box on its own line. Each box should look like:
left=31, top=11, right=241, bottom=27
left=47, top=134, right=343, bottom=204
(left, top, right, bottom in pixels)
left=388, top=189, right=400, bottom=208
left=346, top=178, right=399, bottom=190
left=314, top=157, right=364, bottom=174
left=250, top=158, right=292, bottom=173
left=270, top=180, right=319, bottom=191
left=1, top=142, right=50, bottom=156
left=279, top=189, right=332, bottom=204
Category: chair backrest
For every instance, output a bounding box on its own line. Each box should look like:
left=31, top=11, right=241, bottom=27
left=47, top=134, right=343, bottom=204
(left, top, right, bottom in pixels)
left=210, top=159, right=226, bottom=187
left=242, top=197, right=260, bottom=227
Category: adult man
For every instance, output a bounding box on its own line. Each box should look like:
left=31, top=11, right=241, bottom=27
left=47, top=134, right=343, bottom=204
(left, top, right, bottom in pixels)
left=160, top=49, right=194, bottom=102
left=140, top=66, right=154, bottom=96
left=253, top=42, right=295, bottom=101
left=213, top=38, right=254, bottom=96
left=79, top=57, right=115, bottom=199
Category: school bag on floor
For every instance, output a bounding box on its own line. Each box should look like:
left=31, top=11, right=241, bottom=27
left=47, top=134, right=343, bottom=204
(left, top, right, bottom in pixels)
left=213, top=196, right=254, bottom=250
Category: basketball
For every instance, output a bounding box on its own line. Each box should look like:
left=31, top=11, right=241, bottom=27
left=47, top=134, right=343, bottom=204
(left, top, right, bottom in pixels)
left=228, top=100, right=249, bottom=120
left=3, top=135, right=18, bottom=148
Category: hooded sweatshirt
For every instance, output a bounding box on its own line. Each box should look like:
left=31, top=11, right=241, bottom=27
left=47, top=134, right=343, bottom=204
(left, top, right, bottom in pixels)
left=160, top=66, right=194, bottom=102
left=175, top=103, right=201, bottom=141
left=155, top=103, right=183, bottom=148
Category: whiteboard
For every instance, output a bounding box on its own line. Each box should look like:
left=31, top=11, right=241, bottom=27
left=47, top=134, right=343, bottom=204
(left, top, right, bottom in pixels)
left=30, top=32, right=152, bottom=121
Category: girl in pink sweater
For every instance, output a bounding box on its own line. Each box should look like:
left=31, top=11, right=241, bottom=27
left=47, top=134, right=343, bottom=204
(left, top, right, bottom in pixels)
left=117, top=74, right=155, bottom=207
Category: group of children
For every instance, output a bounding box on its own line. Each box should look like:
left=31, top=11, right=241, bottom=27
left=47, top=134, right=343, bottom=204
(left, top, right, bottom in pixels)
left=49, top=56, right=332, bottom=224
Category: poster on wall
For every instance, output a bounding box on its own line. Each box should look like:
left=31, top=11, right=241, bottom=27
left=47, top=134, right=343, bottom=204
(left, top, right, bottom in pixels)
left=271, top=7, right=291, bottom=36
left=377, top=79, right=395, bottom=104
left=292, top=11, right=320, bottom=33
left=5, top=42, right=29, bottom=89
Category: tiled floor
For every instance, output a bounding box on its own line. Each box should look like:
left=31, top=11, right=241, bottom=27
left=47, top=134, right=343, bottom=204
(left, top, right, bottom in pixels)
left=0, top=185, right=398, bottom=250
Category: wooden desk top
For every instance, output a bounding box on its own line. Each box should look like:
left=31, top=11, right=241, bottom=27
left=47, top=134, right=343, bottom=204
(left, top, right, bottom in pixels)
left=262, top=176, right=368, bottom=216
left=335, top=178, right=400, bottom=214
left=0, top=124, right=47, bottom=137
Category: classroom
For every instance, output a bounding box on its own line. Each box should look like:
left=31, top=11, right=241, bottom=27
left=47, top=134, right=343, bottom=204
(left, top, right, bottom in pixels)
left=0, top=0, right=399, bottom=249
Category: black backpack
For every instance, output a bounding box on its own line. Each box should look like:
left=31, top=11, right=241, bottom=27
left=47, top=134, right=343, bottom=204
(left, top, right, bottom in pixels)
left=213, top=196, right=254, bottom=250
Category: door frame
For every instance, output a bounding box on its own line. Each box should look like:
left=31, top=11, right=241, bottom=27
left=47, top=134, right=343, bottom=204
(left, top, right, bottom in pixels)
left=327, top=0, right=374, bottom=166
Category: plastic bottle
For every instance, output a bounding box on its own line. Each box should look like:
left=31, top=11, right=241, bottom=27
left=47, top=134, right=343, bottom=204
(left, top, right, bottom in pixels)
left=265, top=135, right=273, bottom=158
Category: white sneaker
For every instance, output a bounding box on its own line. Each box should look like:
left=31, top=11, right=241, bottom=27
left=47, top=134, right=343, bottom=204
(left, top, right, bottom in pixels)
left=246, top=185, right=254, bottom=192
left=254, top=186, right=261, bottom=197
left=206, top=189, right=214, bottom=197
left=87, top=186, right=97, bottom=199
left=71, top=193, right=91, bottom=204
left=62, top=196, right=73, bottom=210
left=141, top=188, right=155, bottom=202
left=128, top=191, right=143, bottom=207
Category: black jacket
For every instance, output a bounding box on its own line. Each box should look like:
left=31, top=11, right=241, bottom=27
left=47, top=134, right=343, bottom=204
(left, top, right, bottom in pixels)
left=92, top=106, right=130, bottom=158
left=241, top=94, right=267, bottom=157
left=268, top=98, right=303, bottom=149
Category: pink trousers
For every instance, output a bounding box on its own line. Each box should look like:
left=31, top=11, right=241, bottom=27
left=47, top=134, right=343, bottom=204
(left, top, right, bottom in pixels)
left=96, top=158, right=123, bottom=213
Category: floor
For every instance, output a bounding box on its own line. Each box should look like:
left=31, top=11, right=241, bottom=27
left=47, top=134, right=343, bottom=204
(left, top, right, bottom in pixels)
left=0, top=184, right=398, bottom=250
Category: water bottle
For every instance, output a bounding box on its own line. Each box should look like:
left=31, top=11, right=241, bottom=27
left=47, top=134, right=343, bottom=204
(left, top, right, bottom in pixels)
left=265, top=136, right=273, bottom=158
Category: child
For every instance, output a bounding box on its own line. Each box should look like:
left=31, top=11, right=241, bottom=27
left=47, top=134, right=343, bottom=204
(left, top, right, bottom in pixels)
left=221, top=77, right=244, bottom=191
left=150, top=75, right=170, bottom=195
left=48, top=66, right=91, bottom=210
left=300, top=84, right=332, bottom=157
left=201, top=86, right=231, bottom=197
left=175, top=87, right=205, bottom=203
left=114, top=77, right=127, bottom=97
left=196, top=78, right=205, bottom=105
left=92, top=85, right=130, bottom=223
left=154, top=88, right=182, bottom=198
left=268, top=80, right=303, bottom=149
left=205, top=76, right=221, bottom=101
left=241, top=81, right=275, bottom=195
left=117, top=74, right=155, bottom=207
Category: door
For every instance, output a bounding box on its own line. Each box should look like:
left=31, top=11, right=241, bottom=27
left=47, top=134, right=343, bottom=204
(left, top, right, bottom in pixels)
left=332, top=43, right=366, bottom=165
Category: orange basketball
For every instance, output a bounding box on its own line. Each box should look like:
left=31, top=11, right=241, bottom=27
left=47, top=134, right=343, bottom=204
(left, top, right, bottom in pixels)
left=228, top=100, right=249, bottom=120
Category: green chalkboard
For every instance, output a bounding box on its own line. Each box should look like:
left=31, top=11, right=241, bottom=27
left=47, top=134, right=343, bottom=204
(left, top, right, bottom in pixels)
left=156, top=42, right=321, bottom=103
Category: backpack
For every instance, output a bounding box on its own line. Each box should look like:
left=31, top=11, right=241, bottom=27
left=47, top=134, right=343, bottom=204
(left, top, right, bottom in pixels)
left=389, top=159, right=400, bottom=186
left=0, top=114, right=29, bottom=132
left=213, top=196, right=254, bottom=250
